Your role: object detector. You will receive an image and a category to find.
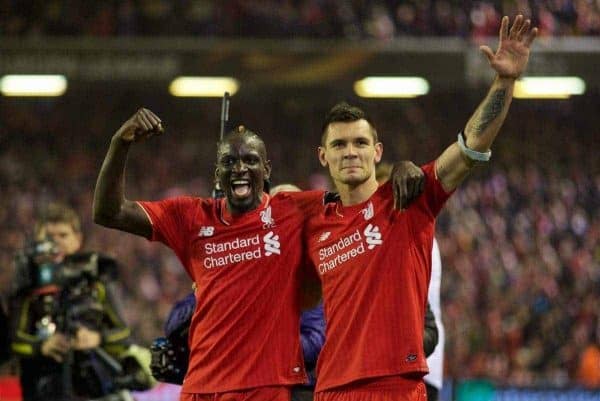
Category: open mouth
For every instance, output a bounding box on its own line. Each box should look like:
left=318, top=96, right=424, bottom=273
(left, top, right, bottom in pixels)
left=231, top=179, right=252, bottom=198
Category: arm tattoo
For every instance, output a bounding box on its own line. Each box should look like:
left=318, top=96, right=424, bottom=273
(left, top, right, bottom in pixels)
left=472, top=88, right=507, bottom=134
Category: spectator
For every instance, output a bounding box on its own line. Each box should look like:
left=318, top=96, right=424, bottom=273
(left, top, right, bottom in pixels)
left=1, top=1, right=598, bottom=38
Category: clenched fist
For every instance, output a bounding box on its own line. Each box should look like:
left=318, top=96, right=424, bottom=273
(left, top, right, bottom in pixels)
left=115, top=108, right=164, bottom=143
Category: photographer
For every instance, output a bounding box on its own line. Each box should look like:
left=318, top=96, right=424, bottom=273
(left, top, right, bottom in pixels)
left=9, top=203, right=133, bottom=401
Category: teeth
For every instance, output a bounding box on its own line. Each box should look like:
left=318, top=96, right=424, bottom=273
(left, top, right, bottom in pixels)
left=232, top=180, right=249, bottom=185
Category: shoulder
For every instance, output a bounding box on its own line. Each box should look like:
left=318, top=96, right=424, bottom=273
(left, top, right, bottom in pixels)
left=145, top=195, right=207, bottom=206
left=142, top=195, right=210, bottom=215
left=274, top=190, right=324, bottom=202
left=138, top=196, right=215, bottom=238
left=168, top=195, right=209, bottom=208
left=273, top=190, right=325, bottom=213
left=420, top=161, right=437, bottom=178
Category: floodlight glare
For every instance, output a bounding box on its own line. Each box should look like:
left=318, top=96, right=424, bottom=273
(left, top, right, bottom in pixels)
left=514, top=77, right=586, bottom=99
left=354, top=77, right=429, bottom=98
left=1, top=75, right=68, bottom=97
left=169, top=77, right=239, bottom=97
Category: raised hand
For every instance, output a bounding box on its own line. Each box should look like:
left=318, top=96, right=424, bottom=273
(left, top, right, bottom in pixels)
left=480, top=15, right=538, bottom=79
left=115, top=108, right=164, bottom=143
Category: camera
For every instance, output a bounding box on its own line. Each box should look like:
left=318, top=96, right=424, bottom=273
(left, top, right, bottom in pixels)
left=13, top=239, right=111, bottom=294
left=149, top=336, right=188, bottom=384
left=11, top=239, right=152, bottom=399
left=13, top=239, right=110, bottom=336
left=149, top=292, right=195, bottom=384
left=13, top=238, right=60, bottom=293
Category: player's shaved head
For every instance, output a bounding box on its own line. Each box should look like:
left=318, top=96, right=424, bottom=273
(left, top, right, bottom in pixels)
left=219, top=125, right=267, bottom=161
left=216, top=125, right=272, bottom=214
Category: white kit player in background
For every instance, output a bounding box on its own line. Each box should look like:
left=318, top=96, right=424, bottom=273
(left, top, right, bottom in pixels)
left=425, top=239, right=444, bottom=399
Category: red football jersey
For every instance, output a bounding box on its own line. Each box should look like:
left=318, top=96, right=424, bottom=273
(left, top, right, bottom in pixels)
left=305, top=161, right=452, bottom=392
left=139, top=190, right=322, bottom=393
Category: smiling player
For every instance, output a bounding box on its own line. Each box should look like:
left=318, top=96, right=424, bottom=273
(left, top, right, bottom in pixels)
left=307, top=15, right=538, bottom=401
left=94, top=119, right=323, bottom=401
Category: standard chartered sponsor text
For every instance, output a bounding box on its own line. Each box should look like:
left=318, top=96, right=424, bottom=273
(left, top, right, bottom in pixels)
left=204, top=248, right=263, bottom=268
left=205, top=234, right=260, bottom=254
left=318, top=229, right=366, bottom=274
left=204, top=234, right=262, bottom=269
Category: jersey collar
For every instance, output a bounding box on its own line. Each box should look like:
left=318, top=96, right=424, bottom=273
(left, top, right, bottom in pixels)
left=218, top=193, right=271, bottom=226
left=328, top=182, right=389, bottom=218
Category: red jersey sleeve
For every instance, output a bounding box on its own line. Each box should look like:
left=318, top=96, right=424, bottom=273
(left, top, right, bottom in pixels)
left=419, top=160, right=454, bottom=218
left=137, top=196, right=203, bottom=262
left=274, top=190, right=324, bottom=308
left=276, top=190, right=324, bottom=214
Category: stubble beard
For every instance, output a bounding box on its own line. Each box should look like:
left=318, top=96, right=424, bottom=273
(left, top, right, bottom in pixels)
left=338, top=168, right=371, bottom=188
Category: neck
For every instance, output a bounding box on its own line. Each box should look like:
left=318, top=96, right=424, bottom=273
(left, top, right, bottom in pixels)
left=225, top=193, right=265, bottom=216
left=336, top=178, right=379, bottom=206
left=226, top=199, right=257, bottom=216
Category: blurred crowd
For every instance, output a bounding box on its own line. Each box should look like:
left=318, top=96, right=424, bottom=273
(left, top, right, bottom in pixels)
left=0, top=89, right=598, bottom=389
left=1, top=0, right=599, bottom=38
left=438, top=144, right=599, bottom=387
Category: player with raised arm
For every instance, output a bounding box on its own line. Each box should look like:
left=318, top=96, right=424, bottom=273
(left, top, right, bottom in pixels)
left=94, top=116, right=326, bottom=401
left=306, top=15, right=537, bottom=401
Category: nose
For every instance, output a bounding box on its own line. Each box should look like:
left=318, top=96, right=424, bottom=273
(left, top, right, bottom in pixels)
left=343, top=143, right=358, bottom=158
left=233, top=159, right=248, bottom=172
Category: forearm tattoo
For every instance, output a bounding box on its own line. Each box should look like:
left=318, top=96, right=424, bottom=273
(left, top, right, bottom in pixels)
left=472, top=88, right=507, bottom=134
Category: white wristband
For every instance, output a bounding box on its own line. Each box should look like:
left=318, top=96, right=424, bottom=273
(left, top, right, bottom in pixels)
left=457, top=132, right=491, bottom=162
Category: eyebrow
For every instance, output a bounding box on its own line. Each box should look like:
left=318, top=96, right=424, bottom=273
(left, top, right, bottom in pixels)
left=328, top=136, right=372, bottom=146
left=219, top=150, right=263, bottom=159
left=328, top=138, right=346, bottom=146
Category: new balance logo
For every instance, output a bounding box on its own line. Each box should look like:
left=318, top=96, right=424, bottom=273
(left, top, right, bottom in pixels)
left=198, top=226, right=215, bottom=237
left=361, top=202, right=374, bottom=220
left=260, top=206, right=276, bottom=229
left=318, top=232, right=331, bottom=242
left=364, top=224, right=382, bottom=249
left=263, top=231, right=281, bottom=256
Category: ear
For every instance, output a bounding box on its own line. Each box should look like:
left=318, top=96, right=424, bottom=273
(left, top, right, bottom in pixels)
left=264, top=160, right=272, bottom=179
left=75, top=232, right=83, bottom=248
left=374, top=142, right=383, bottom=164
left=318, top=146, right=328, bottom=167
left=214, top=167, right=222, bottom=186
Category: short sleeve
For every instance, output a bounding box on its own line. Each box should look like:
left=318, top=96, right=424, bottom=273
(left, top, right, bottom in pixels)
left=419, top=161, right=454, bottom=218
left=137, top=196, right=202, bottom=261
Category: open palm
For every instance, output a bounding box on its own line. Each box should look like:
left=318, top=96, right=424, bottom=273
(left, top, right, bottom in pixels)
left=480, top=15, right=538, bottom=79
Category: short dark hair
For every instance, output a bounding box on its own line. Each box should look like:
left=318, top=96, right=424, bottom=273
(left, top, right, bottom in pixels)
left=35, top=202, right=81, bottom=236
left=321, top=102, right=378, bottom=145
